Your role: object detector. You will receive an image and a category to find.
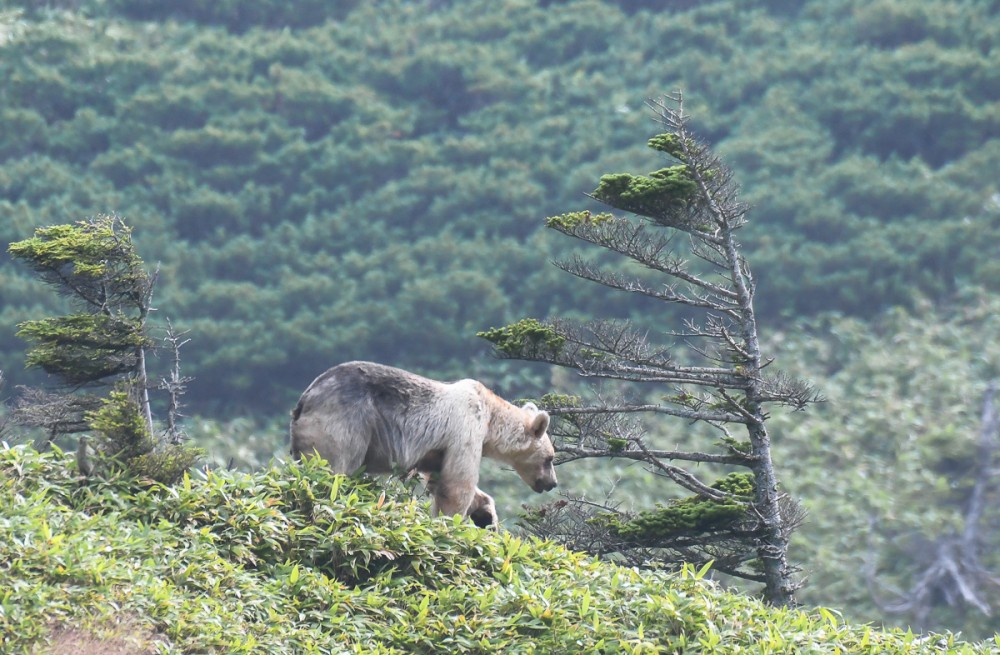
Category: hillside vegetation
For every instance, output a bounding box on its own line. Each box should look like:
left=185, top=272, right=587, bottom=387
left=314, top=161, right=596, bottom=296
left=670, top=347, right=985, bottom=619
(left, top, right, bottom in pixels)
left=2, top=444, right=996, bottom=655
left=2, top=0, right=1000, bottom=643
left=1, top=0, right=998, bottom=413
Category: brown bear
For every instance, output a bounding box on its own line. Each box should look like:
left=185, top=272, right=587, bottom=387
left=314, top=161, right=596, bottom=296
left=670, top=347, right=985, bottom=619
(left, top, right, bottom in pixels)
left=289, top=361, right=557, bottom=525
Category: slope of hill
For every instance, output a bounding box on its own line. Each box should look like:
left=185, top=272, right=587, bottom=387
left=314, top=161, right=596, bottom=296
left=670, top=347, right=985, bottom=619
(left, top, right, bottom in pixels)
left=1, top=444, right=994, bottom=654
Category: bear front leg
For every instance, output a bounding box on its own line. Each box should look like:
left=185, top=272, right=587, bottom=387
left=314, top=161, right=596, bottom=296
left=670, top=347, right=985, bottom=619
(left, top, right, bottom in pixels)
left=421, top=473, right=497, bottom=527
left=431, top=478, right=478, bottom=520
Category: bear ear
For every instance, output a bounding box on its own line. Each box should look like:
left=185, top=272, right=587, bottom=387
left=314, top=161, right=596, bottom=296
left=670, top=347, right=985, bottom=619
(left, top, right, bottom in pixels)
left=529, top=411, right=550, bottom=439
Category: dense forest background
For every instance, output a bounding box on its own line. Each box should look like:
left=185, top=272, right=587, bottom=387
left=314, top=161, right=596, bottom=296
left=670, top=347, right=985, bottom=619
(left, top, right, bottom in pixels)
left=1, top=0, right=998, bottom=638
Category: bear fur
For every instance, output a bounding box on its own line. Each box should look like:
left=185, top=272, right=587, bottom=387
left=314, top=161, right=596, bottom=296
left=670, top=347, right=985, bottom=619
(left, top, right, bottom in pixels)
left=289, top=361, right=557, bottom=525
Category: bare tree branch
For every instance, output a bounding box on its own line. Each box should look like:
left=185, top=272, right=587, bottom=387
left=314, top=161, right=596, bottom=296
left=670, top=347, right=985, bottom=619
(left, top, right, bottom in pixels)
left=159, top=319, right=193, bottom=445
left=554, top=257, right=739, bottom=314
left=552, top=401, right=747, bottom=425
left=557, top=445, right=750, bottom=466
left=548, top=215, right=739, bottom=300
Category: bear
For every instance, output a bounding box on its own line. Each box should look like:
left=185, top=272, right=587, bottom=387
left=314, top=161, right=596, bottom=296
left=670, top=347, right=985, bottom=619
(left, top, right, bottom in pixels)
left=289, top=361, right=557, bottom=525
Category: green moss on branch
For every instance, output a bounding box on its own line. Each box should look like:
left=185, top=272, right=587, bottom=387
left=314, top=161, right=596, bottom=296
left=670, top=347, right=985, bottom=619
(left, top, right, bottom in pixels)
left=609, top=473, right=755, bottom=541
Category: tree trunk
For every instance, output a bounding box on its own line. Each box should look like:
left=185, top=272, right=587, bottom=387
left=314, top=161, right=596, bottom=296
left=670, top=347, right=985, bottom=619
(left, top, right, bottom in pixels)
left=136, top=344, right=154, bottom=438
left=748, top=422, right=796, bottom=605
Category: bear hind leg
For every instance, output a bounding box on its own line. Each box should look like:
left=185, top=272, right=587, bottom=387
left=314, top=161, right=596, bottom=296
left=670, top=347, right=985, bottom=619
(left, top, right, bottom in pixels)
left=467, top=488, right=498, bottom=528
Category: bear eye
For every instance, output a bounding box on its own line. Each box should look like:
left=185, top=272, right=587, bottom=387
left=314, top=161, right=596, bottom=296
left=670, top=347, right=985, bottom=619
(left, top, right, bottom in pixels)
left=544, top=456, right=554, bottom=465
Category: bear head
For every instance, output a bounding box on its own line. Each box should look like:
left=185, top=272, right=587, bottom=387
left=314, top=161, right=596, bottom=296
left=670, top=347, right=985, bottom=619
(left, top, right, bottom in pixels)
left=512, top=403, right=558, bottom=494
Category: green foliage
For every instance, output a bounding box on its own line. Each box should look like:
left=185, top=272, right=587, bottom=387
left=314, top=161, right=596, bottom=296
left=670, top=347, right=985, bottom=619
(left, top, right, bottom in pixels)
left=6, top=216, right=157, bottom=437
left=544, top=210, right=615, bottom=231
left=7, top=218, right=148, bottom=290
left=7, top=215, right=200, bottom=481
left=647, top=133, right=692, bottom=161
left=477, top=318, right=566, bottom=359
left=126, top=443, right=203, bottom=487
left=0, top=0, right=994, bottom=633
left=609, top=473, right=754, bottom=541
left=537, top=392, right=583, bottom=409
left=1, top=1, right=998, bottom=413
left=712, top=472, right=755, bottom=497
left=40, top=0, right=365, bottom=32
left=85, top=390, right=151, bottom=459
left=763, top=290, right=1000, bottom=638
left=588, top=131, right=719, bottom=234
left=84, top=389, right=199, bottom=484
left=485, top=292, right=1000, bottom=639
left=607, top=438, right=628, bottom=452
left=16, top=314, right=149, bottom=384
left=719, top=435, right=752, bottom=455
left=592, top=166, right=697, bottom=215
left=0, top=444, right=992, bottom=654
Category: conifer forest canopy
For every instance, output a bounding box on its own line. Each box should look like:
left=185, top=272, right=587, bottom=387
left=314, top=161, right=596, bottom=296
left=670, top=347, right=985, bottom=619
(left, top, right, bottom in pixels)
left=1, top=0, right=997, bottom=414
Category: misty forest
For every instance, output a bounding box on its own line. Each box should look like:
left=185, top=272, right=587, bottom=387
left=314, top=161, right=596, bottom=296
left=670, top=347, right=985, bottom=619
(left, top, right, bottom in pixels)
left=1, top=0, right=999, bottom=650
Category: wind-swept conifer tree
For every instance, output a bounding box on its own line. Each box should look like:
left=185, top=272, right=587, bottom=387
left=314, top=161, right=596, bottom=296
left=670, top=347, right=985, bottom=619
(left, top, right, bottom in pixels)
left=8, top=215, right=198, bottom=482
left=480, top=94, right=817, bottom=605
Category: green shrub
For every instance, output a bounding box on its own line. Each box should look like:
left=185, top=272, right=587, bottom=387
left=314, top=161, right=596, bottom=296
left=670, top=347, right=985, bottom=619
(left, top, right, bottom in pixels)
left=85, top=390, right=201, bottom=484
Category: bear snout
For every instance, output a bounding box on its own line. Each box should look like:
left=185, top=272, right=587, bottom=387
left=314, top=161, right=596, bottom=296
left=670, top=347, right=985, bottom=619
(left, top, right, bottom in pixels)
left=534, top=478, right=557, bottom=493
